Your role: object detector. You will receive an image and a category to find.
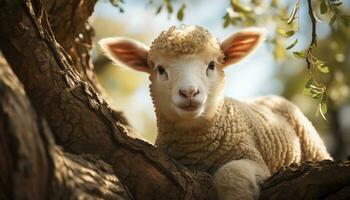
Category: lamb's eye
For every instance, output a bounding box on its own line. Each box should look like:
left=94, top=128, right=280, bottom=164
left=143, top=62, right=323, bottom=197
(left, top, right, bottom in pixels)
left=208, top=61, right=216, bottom=70
left=157, top=65, right=166, bottom=75
left=156, top=65, right=168, bottom=80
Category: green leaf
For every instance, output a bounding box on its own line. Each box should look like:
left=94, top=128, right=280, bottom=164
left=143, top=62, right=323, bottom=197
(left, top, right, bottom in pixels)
left=287, top=4, right=298, bottom=24
left=319, top=95, right=328, bottom=120
left=286, top=39, right=298, bottom=50
left=303, top=78, right=314, bottom=96
left=166, top=2, right=173, bottom=14
left=109, top=0, right=124, bottom=12
left=272, top=0, right=279, bottom=7
left=310, top=89, right=322, bottom=99
left=319, top=103, right=327, bottom=120
left=278, top=29, right=295, bottom=37
left=223, top=14, right=230, bottom=28
left=342, top=15, right=350, bottom=21
left=330, top=15, right=337, bottom=25
left=305, top=78, right=314, bottom=89
left=293, top=51, right=306, bottom=59
left=332, top=2, right=343, bottom=6
left=303, top=87, right=311, bottom=96
left=231, top=0, right=252, bottom=14
left=317, top=63, right=330, bottom=73
left=340, top=17, right=350, bottom=26
left=177, top=4, right=186, bottom=20
left=340, top=15, right=350, bottom=26
left=320, top=0, right=328, bottom=14
left=155, top=5, right=162, bottom=14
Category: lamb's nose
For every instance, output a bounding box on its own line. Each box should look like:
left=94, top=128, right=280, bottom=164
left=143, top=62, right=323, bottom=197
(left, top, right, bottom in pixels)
left=179, top=87, right=199, bottom=99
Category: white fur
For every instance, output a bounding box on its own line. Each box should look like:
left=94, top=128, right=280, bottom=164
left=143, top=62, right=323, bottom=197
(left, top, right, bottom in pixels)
left=149, top=49, right=224, bottom=125
left=99, top=25, right=332, bottom=200
left=213, top=159, right=269, bottom=200
left=156, top=96, right=332, bottom=200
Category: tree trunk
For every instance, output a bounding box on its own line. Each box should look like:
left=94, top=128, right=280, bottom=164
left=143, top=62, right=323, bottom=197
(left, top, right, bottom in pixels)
left=44, top=0, right=105, bottom=95
left=0, top=0, right=349, bottom=199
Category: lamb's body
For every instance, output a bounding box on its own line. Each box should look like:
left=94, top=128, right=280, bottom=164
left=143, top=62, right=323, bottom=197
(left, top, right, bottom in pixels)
left=156, top=96, right=331, bottom=199
left=100, top=25, right=332, bottom=200
left=157, top=96, right=330, bottom=173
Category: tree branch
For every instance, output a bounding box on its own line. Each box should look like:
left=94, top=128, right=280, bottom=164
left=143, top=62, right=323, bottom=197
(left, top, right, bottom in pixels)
left=44, top=0, right=97, bottom=51
left=306, top=0, right=317, bottom=69
left=0, top=1, right=213, bottom=199
left=44, top=0, right=106, bottom=94
left=260, top=160, right=350, bottom=199
left=307, top=0, right=317, bottom=47
left=0, top=57, right=132, bottom=200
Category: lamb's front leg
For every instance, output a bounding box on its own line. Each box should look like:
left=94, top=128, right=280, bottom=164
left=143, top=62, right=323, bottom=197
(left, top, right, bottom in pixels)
left=213, top=159, right=270, bottom=200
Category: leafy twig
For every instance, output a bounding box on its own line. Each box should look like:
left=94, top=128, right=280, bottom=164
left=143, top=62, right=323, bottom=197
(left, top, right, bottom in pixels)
left=306, top=0, right=317, bottom=69
left=307, top=0, right=317, bottom=47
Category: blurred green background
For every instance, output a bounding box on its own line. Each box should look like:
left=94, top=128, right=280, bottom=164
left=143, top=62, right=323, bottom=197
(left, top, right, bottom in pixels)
left=91, top=0, right=350, bottom=160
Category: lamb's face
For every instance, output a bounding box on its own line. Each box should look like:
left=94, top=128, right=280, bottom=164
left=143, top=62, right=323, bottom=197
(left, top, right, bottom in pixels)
left=148, top=46, right=225, bottom=121
left=99, top=25, right=266, bottom=126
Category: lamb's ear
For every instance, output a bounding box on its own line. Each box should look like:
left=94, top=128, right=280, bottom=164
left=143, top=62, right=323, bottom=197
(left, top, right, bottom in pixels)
left=220, top=28, right=267, bottom=67
left=99, top=37, right=150, bottom=73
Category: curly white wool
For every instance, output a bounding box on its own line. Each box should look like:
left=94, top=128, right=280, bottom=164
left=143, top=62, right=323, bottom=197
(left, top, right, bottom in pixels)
left=99, top=24, right=332, bottom=200
left=148, top=25, right=223, bottom=61
left=148, top=26, right=331, bottom=200
left=156, top=96, right=331, bottom=199
left=156, top=96, right=331, bottom=173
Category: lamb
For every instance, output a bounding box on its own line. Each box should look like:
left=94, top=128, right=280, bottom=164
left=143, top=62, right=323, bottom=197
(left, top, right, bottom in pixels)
left=99, top=25, right=332, bottom=200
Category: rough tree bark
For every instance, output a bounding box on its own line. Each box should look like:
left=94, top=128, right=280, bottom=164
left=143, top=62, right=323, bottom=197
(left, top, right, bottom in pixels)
left=48, top=1, right=107, bottom=95
left=44, top=0, right=129, bottom=124
left=0, top=57, right=132, bottom=200
left=0, top=1, right=213, bottom=199
left=261, top=160, right=350, bottom=200
left=0, top=0, right=349, bottom=199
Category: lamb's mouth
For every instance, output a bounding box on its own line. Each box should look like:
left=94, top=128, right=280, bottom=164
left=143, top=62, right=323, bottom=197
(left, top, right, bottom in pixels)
left=177, top=101, right=203, bottom=112
left=173, top=102, right=204, bottom=119
left=179, top=105, right=200, bottom=111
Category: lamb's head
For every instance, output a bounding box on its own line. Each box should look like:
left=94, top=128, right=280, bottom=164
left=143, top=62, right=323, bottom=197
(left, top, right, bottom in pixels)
left=99, top=25, right=266, bottom=127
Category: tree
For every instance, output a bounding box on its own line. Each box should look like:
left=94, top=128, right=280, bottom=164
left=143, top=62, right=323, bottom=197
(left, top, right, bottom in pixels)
left=0, top=0, right=349, bottom=199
